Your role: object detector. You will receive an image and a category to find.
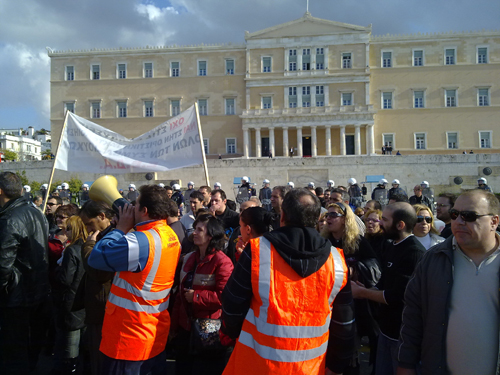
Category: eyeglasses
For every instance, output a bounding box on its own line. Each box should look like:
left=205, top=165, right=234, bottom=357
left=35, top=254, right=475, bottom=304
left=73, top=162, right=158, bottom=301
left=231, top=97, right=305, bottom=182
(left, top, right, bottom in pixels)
left=56, top=215, right=68, bottom=220
left=436, top=203, right=450, bottom=208
left=326, top=212, right=344, bottom=219
left=416, top=216, right=432, bottom=224
left=449, top=209, right=494, bottom=222
left=364, top=218, right=380, bottom=223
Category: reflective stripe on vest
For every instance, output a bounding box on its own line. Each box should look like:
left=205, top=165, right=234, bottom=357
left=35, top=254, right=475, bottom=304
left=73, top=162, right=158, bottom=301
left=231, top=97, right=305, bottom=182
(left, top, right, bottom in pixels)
left=240, top=237, right=347, bottom=362
left=238, top=330, right=329, bottom=363
left=108, top=228, right=170, bottom=313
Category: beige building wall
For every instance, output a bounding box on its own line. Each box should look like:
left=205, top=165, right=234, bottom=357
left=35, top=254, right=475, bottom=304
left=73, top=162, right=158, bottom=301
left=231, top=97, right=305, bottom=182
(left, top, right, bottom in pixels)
left=49, top=13, right=500, bottom=160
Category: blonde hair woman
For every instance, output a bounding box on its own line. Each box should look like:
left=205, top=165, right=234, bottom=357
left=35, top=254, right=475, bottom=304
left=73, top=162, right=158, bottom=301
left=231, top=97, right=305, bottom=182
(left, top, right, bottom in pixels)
left=321, top=202, right=381, bottom=371
left=412, top=204, right=444, bottom=250
left=54, top=215, right=88, bottom=373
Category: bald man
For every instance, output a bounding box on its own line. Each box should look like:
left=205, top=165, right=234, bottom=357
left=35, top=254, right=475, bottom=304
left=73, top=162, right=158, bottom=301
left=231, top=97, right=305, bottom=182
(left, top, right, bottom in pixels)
left=352, top=202, right=425, bottom=375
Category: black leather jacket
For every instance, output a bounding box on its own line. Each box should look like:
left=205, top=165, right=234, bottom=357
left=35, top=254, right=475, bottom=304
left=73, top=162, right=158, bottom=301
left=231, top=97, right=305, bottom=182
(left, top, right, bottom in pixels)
left=0, top=196, right=50, bottom=307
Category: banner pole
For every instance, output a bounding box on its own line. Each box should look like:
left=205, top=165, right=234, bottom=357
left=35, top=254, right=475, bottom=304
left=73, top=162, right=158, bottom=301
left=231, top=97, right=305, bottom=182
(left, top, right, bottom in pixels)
left=42, top=110, right=70, bottom=214
left=194, top=102, right=210, bottom=187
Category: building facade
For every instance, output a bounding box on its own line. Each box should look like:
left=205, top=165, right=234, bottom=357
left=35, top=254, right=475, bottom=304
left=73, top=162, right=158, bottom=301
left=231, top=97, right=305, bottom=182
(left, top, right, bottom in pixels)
left=48, top=12, right=500, bottom=158
left=0, top=126, right=44, bottom=161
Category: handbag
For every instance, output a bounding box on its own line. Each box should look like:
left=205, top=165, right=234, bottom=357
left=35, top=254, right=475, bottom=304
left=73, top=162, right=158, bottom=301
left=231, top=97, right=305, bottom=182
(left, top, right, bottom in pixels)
left=190, top=318, right=224, bottom=354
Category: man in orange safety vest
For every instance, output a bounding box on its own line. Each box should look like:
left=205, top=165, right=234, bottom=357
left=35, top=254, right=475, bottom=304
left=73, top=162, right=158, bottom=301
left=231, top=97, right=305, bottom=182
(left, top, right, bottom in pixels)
left=89, top=185, right=181, bottom=375
left=221, top=188, right=355, bottom=375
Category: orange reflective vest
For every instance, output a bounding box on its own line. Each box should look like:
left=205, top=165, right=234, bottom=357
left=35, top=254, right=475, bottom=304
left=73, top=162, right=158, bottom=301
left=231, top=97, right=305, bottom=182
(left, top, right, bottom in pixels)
left=100, top=220, right=181, bottom=361
left=223, top=236, right=348, bottom=375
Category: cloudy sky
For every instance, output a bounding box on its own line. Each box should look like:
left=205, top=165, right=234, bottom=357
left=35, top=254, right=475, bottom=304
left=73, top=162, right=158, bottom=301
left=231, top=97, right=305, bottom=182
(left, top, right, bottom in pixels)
left=0, top=0, right=498, bottom=131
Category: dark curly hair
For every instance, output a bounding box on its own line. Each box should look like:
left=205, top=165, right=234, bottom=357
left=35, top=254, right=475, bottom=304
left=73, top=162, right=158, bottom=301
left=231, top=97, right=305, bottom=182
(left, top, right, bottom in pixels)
left=192, top=214, right=226, bottom=254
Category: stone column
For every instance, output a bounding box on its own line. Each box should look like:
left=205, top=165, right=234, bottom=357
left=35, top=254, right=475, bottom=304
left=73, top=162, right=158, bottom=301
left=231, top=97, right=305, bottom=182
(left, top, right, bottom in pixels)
left=311, top=126, right=317, bottom=157
left=355, top=125, right=361, bottom=155
left=283, top=127, right=289, bottom=156
left=325, top=126, right=332, bottom=156
left=255, top=128, right=261, bottom=157
left=297, top=127, right=303, bottom=157
left=243, top=128, right=250, bottom=158
left=340, top=125, right=346, bottom=156
left=269, top=127, right=275, bottom=157
left=366, top=124, right=375, bottom=155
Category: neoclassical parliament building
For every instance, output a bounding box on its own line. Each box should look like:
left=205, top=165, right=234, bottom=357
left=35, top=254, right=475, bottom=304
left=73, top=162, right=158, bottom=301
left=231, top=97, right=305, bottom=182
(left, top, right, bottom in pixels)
left=49, top=12, right=499, bottom=158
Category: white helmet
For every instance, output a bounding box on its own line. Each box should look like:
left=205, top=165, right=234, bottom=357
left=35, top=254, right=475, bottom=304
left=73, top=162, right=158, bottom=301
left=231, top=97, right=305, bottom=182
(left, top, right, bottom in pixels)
left=173, top=184, right=180, bottom=190
left=263, top=179, right=270, bottom=184
left=327, top=180, right=335, bottom=187
left=56, top=185, right=62, bottom=190
left=308, top=182, right=315, bottom=188
left=379, top=179, right=388, bottom=185
left=242, top=176, right=249, bottom=182
left=392, top=179, right=400, bottom=185
left=41, top=184, right=48, bottom=190
left=214, top=182, right=222, bottom=188
left=61, top=182, right=69, bottom=189
left=478, top=177, right=487, bottom=184
left=348, top=178, right=357, bottom=185
left=24, top=185, right=31, bottom=193
left=421, top=181, right=429, bottom=188
left=129, top=184, right=136, bottom=190
left=188, top=181, right=194, bottom=187
left=158, top=183, right=165, bottom=188
left=82, top=183, right=89, bottom=189
left=288, top=181, right=295, bottom=188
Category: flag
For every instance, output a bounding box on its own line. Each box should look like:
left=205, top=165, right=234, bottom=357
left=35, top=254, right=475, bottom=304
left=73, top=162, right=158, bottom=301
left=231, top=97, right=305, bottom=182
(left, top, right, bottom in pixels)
left=55, top=105, right=203, bottom=174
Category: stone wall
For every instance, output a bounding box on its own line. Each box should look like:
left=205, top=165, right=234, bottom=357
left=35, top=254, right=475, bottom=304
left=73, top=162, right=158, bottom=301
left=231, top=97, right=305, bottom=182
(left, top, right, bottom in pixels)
left=0, top=154, right=498, bottom=199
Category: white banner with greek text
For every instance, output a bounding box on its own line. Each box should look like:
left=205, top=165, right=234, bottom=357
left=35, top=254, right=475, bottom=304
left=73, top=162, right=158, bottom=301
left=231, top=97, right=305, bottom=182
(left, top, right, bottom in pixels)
left=55, top=105, right=203, bottom=173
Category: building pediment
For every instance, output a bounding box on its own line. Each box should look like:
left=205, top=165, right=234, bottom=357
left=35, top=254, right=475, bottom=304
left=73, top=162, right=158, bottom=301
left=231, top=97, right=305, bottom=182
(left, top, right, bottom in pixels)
left=245, top=12, right=371, bottom=40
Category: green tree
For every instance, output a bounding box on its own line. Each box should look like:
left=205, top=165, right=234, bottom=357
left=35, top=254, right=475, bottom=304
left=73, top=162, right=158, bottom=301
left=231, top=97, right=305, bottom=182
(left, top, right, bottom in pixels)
left=31, top=181, right=41, bottom=193
left=68, top=176, right=83, bottom=195
left=0, top=149, right=18, bottom=161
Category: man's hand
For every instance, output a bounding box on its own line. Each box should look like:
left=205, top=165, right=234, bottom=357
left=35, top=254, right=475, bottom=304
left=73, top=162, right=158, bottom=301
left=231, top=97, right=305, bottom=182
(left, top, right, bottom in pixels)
left=115, top=204, right=135, bottom=233
left=235, top=236, right=247, bottom=255
left=350, top=280, right=365, bottom=299
left=185, top=289, right=194, bottom=303
left=87, top=230, right=100, bottom=242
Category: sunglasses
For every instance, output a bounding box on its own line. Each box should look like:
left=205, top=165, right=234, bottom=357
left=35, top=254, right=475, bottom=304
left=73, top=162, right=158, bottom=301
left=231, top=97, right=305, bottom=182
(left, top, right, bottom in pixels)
left=56, top=215, right=68, bottom=220
left=326, top=212, right=344, bottom=219
left=416, top=216, right=432, bottom=224
left=364, top=218, right=380, bottom=223
left=47, top=203, right=57, bottom=206
left=66, top=227, right=72, bottom=231
left=449, top=209, right=494, bottom=222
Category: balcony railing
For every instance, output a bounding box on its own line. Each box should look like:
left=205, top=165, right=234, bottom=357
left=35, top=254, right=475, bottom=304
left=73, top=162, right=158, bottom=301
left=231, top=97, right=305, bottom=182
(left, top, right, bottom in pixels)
left=242, top=105, right=374, bottom=117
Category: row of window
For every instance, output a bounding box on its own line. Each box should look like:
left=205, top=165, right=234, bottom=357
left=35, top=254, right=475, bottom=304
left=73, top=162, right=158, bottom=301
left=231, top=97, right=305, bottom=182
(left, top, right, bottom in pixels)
left=380, top=88, right=491, bottom=109
left=381, top=46, right=489, bottom=67
left=66, top=59, right=236, bottom=81
left=64, top=85, right=491, bottom=118
left=64, top=44, right=490, bottom=81
left=64, top=98, right=236, bottom=118
left=202, top=138, right=237, bottom=155
left=0, top=142, right=39, bottom=153
left=383, top=131, right=493, bottom=150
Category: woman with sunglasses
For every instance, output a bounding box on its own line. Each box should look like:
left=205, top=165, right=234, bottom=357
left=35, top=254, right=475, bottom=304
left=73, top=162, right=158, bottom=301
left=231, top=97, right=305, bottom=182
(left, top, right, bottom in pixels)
left=54, top=215, right=88, bottom=374
left=236, top=206, right=273, bottom=262
left=321, top=202, right=381, bottom=373
left=412, top=204, right=445, bottom=250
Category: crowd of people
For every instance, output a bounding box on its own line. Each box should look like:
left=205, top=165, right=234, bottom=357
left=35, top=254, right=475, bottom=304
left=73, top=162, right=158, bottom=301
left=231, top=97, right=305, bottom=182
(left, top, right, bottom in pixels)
left=0, top=170, right=498, bottom=375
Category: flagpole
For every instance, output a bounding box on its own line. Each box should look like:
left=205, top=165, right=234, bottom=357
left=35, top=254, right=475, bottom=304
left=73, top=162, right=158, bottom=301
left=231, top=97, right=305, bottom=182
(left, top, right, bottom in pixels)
left=42, top=110, right=70, bottom=214
left=194, top=102, right=210, bottom=187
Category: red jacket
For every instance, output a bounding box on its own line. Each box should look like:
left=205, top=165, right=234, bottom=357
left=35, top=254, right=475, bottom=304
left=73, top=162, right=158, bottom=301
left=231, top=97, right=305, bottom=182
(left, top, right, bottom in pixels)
left=172, top=250, right=233, bottom=332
